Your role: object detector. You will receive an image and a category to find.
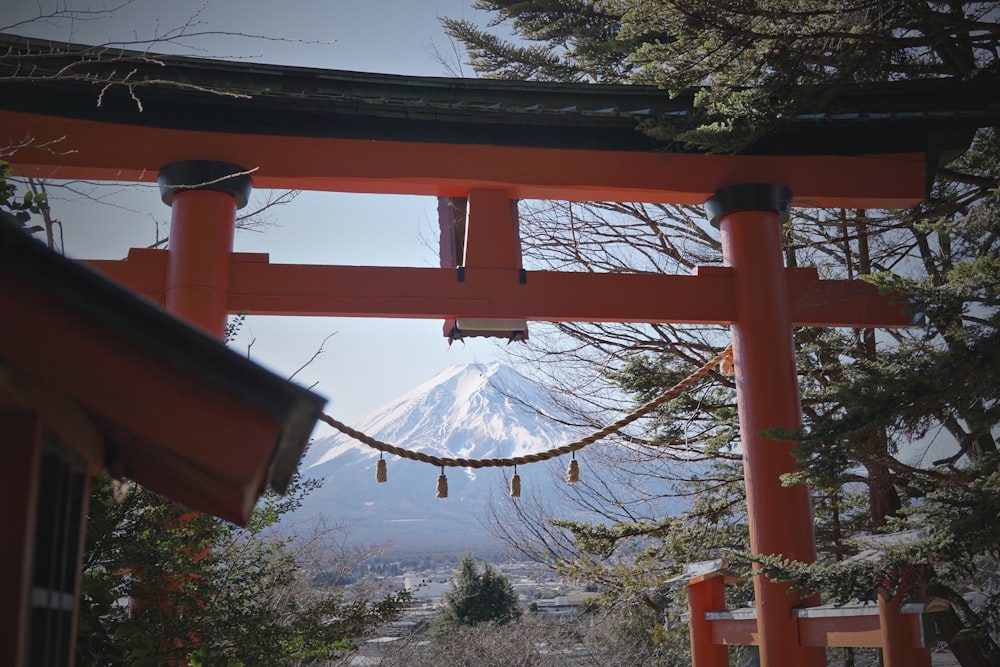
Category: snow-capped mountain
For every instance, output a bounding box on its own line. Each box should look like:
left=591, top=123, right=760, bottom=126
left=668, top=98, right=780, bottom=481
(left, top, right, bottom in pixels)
left=290, top=363, right=584, bottom=553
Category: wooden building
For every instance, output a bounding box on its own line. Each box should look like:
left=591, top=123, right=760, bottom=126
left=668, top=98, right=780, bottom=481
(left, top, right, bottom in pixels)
left=0, top=218, right=325, bottom=666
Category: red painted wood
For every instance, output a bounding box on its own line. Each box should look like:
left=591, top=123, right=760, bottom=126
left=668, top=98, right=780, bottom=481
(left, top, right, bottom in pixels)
left=710, top=617, right=759, bottom=646
left=85, top=255, right=912, bottom=328
left=688, top=578, right=729, bottom=667
left=879, top=577, right=932, bottom=667
left=165, top=189, right=238, bottom=338
left=719, top=207, right=824, bottom=667
left=797, top=615, right=883, bottom=647
left=463, top=190, right=521, bottom=269
left=879, top=587, right=913, bottom=666
left=1, top=110, right=928, bottom=208
left=0, top=276, right=281, bottom=524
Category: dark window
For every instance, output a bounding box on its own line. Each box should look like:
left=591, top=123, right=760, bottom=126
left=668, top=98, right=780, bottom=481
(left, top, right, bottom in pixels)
left=28, top=432, right=87, bottom=667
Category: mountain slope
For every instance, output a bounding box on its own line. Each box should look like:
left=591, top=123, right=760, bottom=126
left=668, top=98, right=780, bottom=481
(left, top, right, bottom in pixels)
left=291, top=363, right=583, bottom=553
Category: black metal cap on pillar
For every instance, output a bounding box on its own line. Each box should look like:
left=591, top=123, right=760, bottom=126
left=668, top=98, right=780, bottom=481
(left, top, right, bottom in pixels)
left=157, top=160, right=253, bottom=209
left=704, top=183, right=792, bottom=228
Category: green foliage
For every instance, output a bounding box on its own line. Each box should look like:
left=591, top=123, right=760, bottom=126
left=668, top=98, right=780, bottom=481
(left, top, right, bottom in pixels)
left=913, top=456, right=1000, bottom=567
left=794, top=130, right=1000, bottom=481
left=615, top=0, right=996, bottom=149
left=223, top=312, right=248, bottom=344
left=0, top=160, right=47, bottom=234
left=751, top=550, right=915, bottom=604
left=78, top=475, right=410, bottom=667
left=441, top=0, right=638, bottom=82
left=755, top=453, right=1000, bottom=637
left=785, top=130, right=1000, bottom=661
left=434, top=553, right=521, bottom=633
left=446, top=1, right=1000, bottom=150
left=186, top=648, right=243, bottom=667
left=446, top=3, right=1000, bottom=661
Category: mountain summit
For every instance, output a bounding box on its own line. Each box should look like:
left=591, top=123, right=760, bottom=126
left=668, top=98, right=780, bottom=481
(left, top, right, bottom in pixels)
left=292, top=363, right=581, bottom=553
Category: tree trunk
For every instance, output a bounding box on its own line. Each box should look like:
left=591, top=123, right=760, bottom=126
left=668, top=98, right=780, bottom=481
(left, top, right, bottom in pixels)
left=926, top=579, right=1000, bottom=667
left=855, top=213, right=900, bottom=528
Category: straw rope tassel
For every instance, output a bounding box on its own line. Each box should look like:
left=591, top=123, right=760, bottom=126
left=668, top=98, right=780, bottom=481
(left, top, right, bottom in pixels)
left=510, top=466, right=521, bottom=498
left=566, top=454, right=580, bottom=483
left=376, top=455, right=387, bottom=483
left=436, top=467, right=448, bottom=498
left=720, top=347, right=735, bottom=377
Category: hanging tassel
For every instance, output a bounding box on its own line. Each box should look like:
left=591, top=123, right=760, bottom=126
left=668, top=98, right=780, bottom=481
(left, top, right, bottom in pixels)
left=510, top=467, right=521, bottom=498
left=566, top=455, right=580, bottom=484
left=436, top=467, right=449, bottom=498
left=376, top=456, right=387, bottom=483
left=720, top=349, right=735, bottom=377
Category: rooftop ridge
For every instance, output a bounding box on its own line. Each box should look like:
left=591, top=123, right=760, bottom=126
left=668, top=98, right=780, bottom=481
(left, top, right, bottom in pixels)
left=2, top=31, right=997, bottom=159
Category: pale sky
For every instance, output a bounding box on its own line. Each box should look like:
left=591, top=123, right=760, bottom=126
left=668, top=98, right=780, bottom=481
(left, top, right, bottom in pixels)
left=2, top=0, right=516, bottom=427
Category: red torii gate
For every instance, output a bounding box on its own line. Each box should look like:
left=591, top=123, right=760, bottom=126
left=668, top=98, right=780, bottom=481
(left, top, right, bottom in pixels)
left=4, top=35, right=986, bottom=667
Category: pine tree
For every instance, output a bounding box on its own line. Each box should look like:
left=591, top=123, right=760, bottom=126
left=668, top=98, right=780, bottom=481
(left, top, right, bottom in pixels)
left=78, top=475, right=411, bottom=667
left=434, top=554, right=521, bottom=633
left=445, top=2, right=1000, bottom=664
left=446, top=0, right=998, bottom=149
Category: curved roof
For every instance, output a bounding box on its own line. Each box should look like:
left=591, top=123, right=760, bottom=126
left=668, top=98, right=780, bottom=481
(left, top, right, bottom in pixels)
left=2, top=32, right=996, bottom=156
left=1, top=33, right=997, bottom=207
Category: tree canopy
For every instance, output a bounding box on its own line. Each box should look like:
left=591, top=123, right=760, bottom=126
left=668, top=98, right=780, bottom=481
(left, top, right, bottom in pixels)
left=445, top=0, right=999, bottom=149
left=434, top=554, right=522, bottom=633
left=445, top=2, right=1000, bottom=664
left=78, top=473, right=410, bottom=667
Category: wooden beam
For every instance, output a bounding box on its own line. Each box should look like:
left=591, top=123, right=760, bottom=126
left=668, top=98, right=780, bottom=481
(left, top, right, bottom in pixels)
left=3, top=369, right=105, bottom=473
left=86, top=253, right=912, bottom=328
left=2, top=110, right=928, bottom=208
left=88, top=247, right=167, bottom=303
left=688, top=574, right=730, bottom=667
left=463, top=189, right=521, bottom=269
left=705, top=606, right=934, bottom=649
left=704, top=612, right=760, bottom=646
left=798, top=614, right=883, bottom=648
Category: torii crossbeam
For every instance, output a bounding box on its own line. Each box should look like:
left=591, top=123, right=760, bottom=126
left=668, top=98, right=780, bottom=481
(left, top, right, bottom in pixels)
left=4, top=33, right=996, bottom=667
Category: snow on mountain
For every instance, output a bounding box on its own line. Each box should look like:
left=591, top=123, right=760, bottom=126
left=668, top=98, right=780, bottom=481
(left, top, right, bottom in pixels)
left=306, top=363, right=569, bottom=469
left=290, top=363, right=584, bottom=553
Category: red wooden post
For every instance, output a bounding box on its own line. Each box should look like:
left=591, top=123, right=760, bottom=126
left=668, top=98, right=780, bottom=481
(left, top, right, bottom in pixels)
left=463, top=189, right=521, bottom=270
left=688, top=572, right=730, bottom=667
left=907, top=575, right=934, bottom=667
left=706, top=185, right=824, bottom=667
left=155, top=161, right=252, bottom=663
left=446, top=189, right=529, bottom=340
left=880, top=570, right=932, bottom=667
left=158, top=161, right=252, bottom=338
left=878, top=584, right=913, bottom=667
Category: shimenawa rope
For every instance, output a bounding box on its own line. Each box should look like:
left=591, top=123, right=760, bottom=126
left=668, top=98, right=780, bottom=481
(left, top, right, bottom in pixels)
left=317, top=345, right=733, bottom=470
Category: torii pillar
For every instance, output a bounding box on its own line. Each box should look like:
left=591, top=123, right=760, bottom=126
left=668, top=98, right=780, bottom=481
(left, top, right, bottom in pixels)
left=153, top=160, right=252, bottom=662
left=706, top=184, right=825, bottom=667
left=157, top=160, right=253, bottom=337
